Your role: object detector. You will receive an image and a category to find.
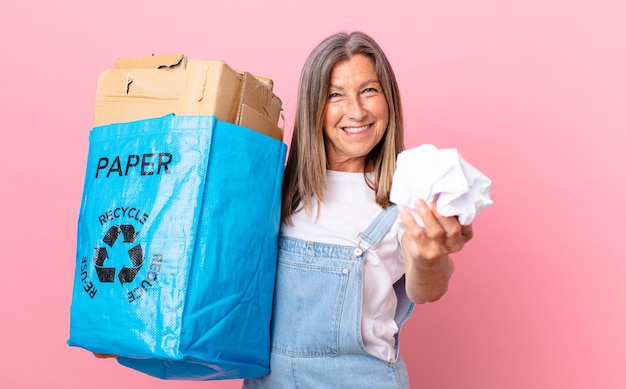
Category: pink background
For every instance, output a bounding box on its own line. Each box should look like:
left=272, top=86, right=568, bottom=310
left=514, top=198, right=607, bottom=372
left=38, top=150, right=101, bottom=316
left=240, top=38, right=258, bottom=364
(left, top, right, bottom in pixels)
left=1, top=0, right=624, bottom=388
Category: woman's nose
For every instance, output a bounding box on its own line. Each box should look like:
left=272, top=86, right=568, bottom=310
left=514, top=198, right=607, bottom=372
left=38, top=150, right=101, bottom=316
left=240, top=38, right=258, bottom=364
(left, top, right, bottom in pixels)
left=345, top=95, right=366, bottom=120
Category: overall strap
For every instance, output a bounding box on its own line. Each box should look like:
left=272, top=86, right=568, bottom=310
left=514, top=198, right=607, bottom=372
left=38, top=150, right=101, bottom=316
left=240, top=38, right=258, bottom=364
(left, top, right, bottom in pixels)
left=358, top=204, right=415, bottom=332
left=357, top=204, right=398, bottom=251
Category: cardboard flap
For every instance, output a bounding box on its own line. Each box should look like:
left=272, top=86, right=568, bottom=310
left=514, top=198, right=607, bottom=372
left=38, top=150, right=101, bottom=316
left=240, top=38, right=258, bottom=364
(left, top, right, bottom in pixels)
left=115, top=54, right=187, bottom=70
left=238, top=104, right=283, bottom=141
left=252, top=74, right=274, bottom=89
left=238, top=72, right=282, bottom=124
left=268, top=94, right=283, bottom=125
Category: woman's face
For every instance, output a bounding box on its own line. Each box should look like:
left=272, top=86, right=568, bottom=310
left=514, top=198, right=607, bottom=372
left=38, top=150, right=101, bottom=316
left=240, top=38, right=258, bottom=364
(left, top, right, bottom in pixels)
left=323, top=54, right=389, bottom=172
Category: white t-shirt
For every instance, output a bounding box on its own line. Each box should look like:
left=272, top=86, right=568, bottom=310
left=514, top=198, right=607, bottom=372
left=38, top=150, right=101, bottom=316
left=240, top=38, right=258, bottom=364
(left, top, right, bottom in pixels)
left=280, top=170, right=406, bottom=362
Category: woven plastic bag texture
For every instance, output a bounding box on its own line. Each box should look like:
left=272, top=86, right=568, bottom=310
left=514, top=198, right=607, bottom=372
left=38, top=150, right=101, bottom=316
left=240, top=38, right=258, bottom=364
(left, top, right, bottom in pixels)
left=68, top=114, right=286, bottom=380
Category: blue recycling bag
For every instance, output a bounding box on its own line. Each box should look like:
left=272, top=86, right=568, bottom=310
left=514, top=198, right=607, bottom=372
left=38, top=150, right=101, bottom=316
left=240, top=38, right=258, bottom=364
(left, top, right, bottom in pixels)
left=68, top=114, right=286, bottom=380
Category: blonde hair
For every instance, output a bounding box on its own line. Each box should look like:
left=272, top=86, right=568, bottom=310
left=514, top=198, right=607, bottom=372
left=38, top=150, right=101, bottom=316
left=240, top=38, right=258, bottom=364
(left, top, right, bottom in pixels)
left=282, top=31, right=404, bottom=224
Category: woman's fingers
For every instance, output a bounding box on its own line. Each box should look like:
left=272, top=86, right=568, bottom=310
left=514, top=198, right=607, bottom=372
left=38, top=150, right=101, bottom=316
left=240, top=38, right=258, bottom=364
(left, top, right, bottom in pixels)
left=403, top=199, right=472, bottom=256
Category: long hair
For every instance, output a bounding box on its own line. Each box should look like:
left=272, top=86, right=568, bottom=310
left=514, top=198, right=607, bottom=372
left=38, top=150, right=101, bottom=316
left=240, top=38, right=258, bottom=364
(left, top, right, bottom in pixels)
left=282, top=31, right=404, bottom=224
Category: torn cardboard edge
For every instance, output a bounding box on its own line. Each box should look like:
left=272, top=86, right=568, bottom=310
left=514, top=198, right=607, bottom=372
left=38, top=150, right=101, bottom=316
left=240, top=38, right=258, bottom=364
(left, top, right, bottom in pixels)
left=114, top=54, right=186, bottom=69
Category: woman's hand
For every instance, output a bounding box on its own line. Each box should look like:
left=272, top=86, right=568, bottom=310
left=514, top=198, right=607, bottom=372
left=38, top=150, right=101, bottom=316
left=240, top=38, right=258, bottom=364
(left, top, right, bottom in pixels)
left=399, top=198, right=473, bottom=263
left=399, top=198, right=473, bottom=303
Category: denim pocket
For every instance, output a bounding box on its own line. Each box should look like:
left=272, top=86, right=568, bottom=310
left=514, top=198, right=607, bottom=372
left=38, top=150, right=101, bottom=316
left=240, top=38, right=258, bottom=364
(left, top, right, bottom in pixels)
left=270, top=258, right=350, bottom=357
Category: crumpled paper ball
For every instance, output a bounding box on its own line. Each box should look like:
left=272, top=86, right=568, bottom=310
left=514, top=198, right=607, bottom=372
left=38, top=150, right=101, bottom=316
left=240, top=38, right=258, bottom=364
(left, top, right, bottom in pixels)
left=390, top=144, right=494, bottom=226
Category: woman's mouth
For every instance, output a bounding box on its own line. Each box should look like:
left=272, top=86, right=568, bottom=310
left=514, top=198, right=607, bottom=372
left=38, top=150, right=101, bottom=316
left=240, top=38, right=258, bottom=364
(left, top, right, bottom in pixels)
left=342, top=124, right=370, bottom=134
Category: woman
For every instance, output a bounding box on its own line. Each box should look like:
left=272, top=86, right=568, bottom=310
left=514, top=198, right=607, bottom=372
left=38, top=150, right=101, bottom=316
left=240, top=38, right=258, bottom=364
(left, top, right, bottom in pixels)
left=243, top=31, right=473, bottom=388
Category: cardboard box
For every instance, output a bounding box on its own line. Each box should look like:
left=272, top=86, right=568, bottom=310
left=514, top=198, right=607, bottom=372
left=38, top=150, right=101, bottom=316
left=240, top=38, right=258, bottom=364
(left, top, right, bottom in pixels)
left=94, top=54, right=283, bottom=141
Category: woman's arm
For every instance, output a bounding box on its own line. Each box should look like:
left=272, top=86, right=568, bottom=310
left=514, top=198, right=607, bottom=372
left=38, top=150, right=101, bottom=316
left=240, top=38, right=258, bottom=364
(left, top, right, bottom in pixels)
left=399, top=199, right=473, bottom=304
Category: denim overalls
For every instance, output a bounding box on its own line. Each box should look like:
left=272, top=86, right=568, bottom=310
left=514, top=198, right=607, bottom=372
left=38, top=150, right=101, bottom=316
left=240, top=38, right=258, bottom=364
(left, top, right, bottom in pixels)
left=244, top=205, right=415, bottom=389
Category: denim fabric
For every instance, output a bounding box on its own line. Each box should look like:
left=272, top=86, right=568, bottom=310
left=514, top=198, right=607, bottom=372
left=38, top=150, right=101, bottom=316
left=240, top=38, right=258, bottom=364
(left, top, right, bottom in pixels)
left=243, top=205, right=415, bottom=389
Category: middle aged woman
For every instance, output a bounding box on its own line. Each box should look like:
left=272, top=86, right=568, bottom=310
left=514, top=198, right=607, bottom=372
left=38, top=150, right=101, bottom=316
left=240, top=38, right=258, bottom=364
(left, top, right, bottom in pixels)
left=243, top=31, right=473, bottom=389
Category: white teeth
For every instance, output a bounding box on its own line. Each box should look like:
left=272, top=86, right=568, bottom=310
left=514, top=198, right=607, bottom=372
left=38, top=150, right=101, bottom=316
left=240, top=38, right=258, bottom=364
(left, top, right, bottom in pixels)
left=343, top=125, right=369, bottom=134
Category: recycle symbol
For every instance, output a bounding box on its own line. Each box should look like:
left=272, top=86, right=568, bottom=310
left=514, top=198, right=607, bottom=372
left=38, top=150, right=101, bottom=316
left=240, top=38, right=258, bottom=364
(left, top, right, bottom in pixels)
left=93, top=225, right=144, bottom=284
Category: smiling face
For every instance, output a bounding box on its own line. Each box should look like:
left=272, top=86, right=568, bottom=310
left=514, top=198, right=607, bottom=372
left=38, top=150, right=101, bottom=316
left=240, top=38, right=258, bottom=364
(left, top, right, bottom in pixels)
left=323, top=54, right=390, bottom=172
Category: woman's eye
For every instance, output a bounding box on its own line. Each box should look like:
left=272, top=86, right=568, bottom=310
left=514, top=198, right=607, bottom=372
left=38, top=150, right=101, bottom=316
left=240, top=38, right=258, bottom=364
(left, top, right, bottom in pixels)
left=329, top=92, right=341, bottom=99
left=363, top=87, right=378, bottom=94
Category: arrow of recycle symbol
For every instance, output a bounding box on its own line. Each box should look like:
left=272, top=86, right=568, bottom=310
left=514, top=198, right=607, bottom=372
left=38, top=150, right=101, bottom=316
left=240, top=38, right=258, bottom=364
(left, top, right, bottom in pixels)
left=93, top=225, right=144, bottom=284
